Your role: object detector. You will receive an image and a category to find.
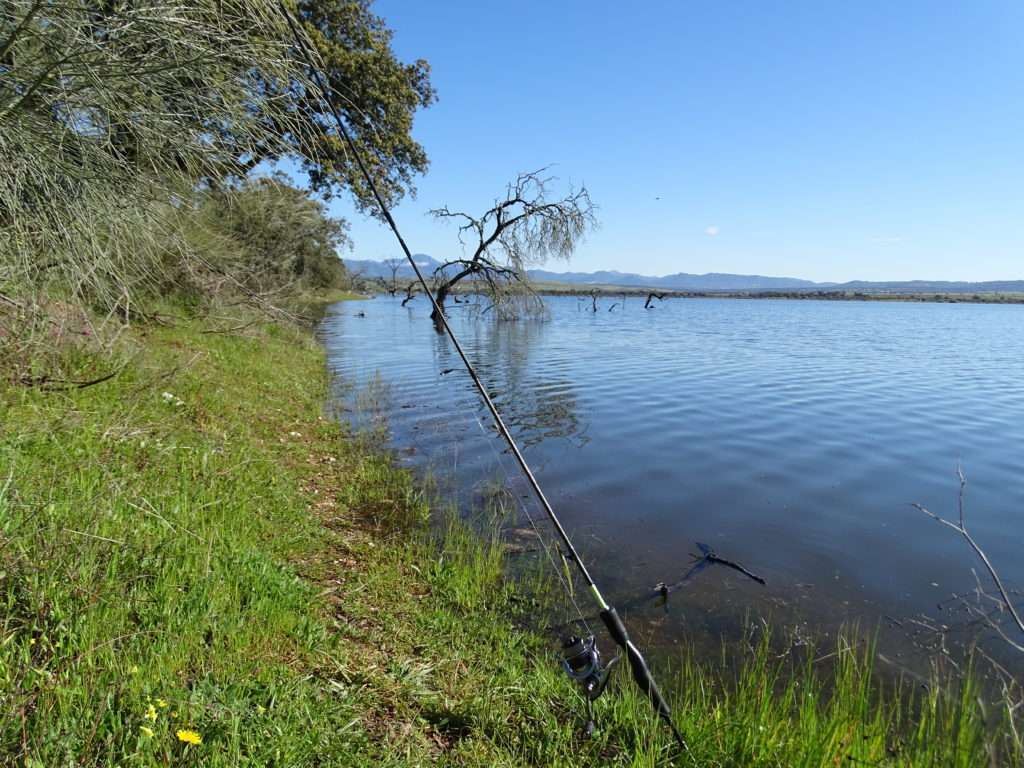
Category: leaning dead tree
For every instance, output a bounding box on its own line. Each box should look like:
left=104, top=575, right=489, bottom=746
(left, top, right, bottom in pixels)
left=428, top=170, right=597, bottom=323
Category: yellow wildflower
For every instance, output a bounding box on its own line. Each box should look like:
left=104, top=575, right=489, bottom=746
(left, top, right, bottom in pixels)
left=144, top=704, right=158, bottom=723
left=140, top=726, right=154, bottom=738
left=156, top=698, right=168, bottom=709
left=176, top=729, right=202, bottom=745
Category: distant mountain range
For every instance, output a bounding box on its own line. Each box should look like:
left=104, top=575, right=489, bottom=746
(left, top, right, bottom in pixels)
left=527, top=268, right=824, bottom=291
left=343, top=256, right=1024, bottom=295
left=346, top=255, right=443, bottom=280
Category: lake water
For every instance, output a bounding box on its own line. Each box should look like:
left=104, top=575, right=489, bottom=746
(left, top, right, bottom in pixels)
left=319, top=294, right=1024, bottom=675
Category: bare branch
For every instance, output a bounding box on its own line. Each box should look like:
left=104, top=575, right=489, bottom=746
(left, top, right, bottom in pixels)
left=400, top=282, right=417, bottom=307
left=645, top=293, right=665, bottom=309
left=382, top=257, right=404, bottom=294
left=427, top=169, right=597, bottom=323
left=912, top=465, right=1024, bottom=647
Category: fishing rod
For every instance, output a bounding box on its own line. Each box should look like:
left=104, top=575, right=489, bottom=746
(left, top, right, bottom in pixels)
left=277, top=5, right=690, bottom=756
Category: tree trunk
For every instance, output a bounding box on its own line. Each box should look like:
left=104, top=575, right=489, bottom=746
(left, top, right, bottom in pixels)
left=431, top=265, right=476, bottom=327
left=431, top=281, right=451, bottom=324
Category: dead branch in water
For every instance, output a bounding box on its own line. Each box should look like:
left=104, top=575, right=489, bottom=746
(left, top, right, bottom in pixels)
left=644, top=292, right=665, bottom=309
left=913, top=464, right=1024, bottom=650
left=400, top=283, right=417, bottom=307
left=656, top=542, right=766, bottom=599
left=702, top=549, right=767, bottom=585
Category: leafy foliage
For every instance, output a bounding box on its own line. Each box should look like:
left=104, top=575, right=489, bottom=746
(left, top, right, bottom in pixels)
left=0, top=0, right=310, bottom=307
left=269, top=0, right=437, bottom=211
left=0, top=0, right=432, bottom=313
left=197, top=176, right=352, bottom=293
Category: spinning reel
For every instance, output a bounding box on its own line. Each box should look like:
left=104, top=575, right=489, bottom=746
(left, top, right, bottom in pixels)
left=561, top=634, right=620, bottom=736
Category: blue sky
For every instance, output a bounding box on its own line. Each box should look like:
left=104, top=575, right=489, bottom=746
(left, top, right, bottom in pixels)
left=322, top=0, right=1024, bottom=282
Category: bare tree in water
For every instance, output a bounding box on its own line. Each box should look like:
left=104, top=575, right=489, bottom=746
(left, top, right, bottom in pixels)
left=428, top=169, right=596, bottom=324
left=382, top=257, right=404, bottom=295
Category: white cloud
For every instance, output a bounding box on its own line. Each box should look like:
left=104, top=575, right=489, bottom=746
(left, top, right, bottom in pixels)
left=704, top=225, right=720, bottom=237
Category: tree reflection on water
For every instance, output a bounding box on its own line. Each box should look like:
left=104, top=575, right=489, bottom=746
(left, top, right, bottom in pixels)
left=430, top=312, right=590, bottom=450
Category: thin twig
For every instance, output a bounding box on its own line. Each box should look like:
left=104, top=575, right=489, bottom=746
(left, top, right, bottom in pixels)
left=912, top=464, right=1024, bottom=645
left=17, top=367, right=123, bottom=392
left=200, top=318, right=259, bottom=335
left=62, top=528, right=125, bottom=546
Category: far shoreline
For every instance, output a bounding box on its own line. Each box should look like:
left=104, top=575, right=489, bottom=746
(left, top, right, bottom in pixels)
left=536, top=288, right=1024, bottom=303
left=526, top=282, right=1024, bottom=304
left=375, top=281, right=1024, bottom=305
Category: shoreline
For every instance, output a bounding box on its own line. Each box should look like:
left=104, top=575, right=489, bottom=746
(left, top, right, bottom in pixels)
left=1, top=297, right=1018, bottom=764
left=381, top=281, right=1024, bottom=305
left=529, top=284, right=1024, bottom=304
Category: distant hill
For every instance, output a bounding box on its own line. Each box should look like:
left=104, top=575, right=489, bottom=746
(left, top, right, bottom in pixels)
left=527, top=268, right=825, bottom=291
left=824, top=279, right=1024, bottom=294
left=345, top=254, right=443, bottom=280
left=343, top=257, right=1024, bottom=295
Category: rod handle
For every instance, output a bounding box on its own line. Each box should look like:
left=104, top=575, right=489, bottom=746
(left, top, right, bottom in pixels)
left=599, top=607, right=672, bottom=720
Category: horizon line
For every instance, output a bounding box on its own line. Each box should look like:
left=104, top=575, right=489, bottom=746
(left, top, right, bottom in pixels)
left=343, top=256, right=1024, bottom=286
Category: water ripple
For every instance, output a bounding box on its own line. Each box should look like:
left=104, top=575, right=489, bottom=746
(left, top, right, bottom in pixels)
left=320, top=296, right=1024, bottom=669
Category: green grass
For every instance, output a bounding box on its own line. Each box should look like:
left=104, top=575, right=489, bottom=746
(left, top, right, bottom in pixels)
left=0, top=308, right=1018, bottom=766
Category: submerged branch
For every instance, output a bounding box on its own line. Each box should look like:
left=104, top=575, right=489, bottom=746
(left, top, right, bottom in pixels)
left=644, top=293, right=665, bottom=309
left=703, top=551, right=767, bottom=585
left=655, top=542, right=766, bottom=599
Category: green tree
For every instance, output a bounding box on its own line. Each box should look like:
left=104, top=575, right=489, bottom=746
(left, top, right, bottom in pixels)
left=0, top=0, right=312, bottom=306
left=200, top=176, right=351, bottom=293
left=1, top=0, right=433, bottom=309
left=253, top=0, right=437, bottom=212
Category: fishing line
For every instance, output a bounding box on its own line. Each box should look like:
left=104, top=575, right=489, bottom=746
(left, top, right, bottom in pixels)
left=277, top=0, right=603, bottom=613
left=277, top=4, right=691, bottom=757
left=469, top=408, right=594, bottom=638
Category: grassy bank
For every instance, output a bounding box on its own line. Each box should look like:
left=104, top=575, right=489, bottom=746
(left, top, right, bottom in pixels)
left=0, top=305, right=1017, bottom=766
